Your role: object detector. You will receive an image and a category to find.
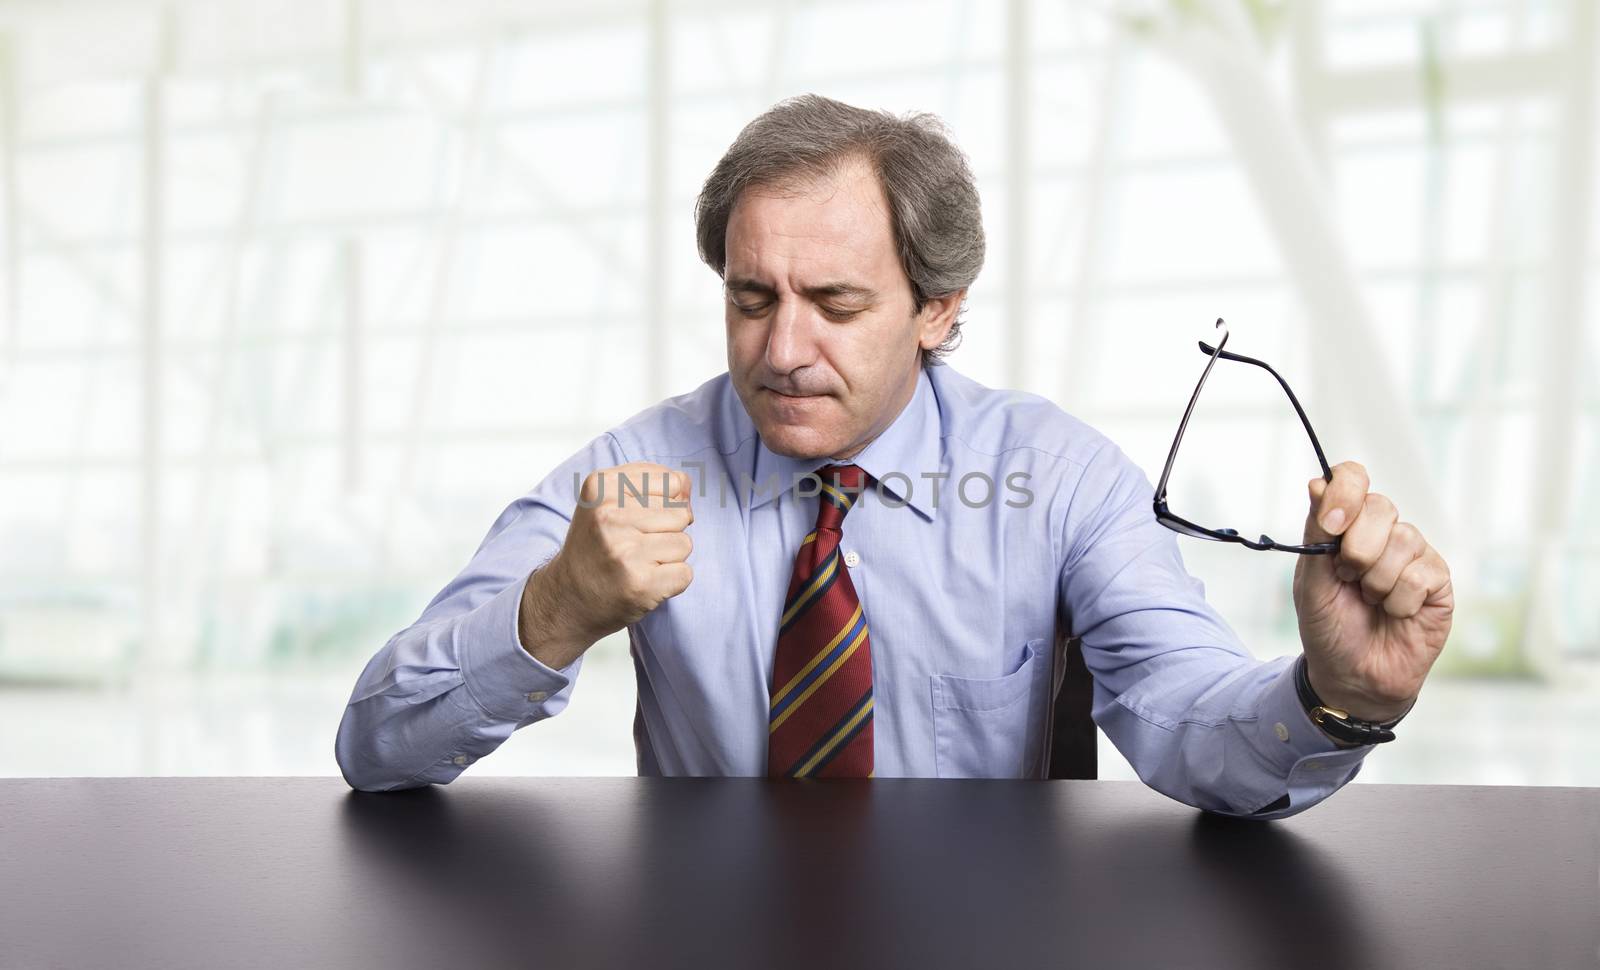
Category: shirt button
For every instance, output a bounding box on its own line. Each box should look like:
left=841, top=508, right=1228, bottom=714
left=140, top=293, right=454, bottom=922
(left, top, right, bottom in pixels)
left=1273, top=722, right=1290, bottom=742
left=843, top=550, right=861, bottom=568
left=526, top=690, right=549, bottom=702
left=452, top=755, right=470, bottom=766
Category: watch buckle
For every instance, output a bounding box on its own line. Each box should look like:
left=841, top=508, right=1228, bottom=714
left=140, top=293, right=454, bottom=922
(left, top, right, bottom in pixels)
left=1311, top=705, right=1349, bottom=726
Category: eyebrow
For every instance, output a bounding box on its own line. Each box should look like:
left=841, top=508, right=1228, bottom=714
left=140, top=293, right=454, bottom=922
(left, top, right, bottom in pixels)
left=724, top=277, right=879, bottom=302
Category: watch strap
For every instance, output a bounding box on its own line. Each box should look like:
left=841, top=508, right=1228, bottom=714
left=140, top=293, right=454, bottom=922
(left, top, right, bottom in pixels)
left=1292, top=655, right=1406, bottom=746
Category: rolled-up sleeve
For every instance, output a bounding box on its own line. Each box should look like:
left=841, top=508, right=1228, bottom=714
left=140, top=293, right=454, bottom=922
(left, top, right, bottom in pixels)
left=1057, top=439, right=1373, bottom=819
left=335, top=432, right=626, bottom=791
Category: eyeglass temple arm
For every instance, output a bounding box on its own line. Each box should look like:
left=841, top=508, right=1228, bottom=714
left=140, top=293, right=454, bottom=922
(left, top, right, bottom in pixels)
left=1196, top=340, right=1336, bottom=482
left=1154, top=326, right=1229, bottom=501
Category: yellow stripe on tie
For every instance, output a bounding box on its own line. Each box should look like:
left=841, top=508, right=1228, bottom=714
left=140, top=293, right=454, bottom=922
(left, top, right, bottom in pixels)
left=771, top=603, right=863, bottom=712
left=821, top=482, right=853, bottom=509
left=779, top=553, right=838, bottom=629
left=795, top=697, right=875, bottom=776
left=770, top=623, right=870, bottom=733
left=800, top=531, right=817, bottom=546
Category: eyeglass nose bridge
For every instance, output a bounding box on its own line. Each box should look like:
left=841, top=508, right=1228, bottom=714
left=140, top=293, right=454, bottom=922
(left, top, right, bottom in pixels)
left=1210, top=528, right=1282, bottom=549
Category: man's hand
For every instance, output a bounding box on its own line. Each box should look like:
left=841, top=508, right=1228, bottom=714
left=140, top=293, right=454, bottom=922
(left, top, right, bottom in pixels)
left=1292, top=461, right=1454, bottom=724
left=519, top=462, right=694, bottom=669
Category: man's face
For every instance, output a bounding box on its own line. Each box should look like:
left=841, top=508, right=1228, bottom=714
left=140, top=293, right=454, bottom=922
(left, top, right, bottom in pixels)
left=723, top=158, right=953, bottom=461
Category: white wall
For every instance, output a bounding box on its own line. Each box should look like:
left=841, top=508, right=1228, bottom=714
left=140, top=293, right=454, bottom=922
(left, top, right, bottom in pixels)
left=0, top=0, right=1594, bottom=781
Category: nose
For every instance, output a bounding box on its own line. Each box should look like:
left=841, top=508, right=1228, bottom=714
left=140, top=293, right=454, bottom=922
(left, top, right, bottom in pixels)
left=764, top=299, right=818, bottom=375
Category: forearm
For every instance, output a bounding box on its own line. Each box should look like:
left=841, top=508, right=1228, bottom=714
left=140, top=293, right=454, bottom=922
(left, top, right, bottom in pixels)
left=1095, top=654, right=1372, bottom=819
left=1059, top=439, right=1375, bottom=819
left=518, top=557, right=604, bottom=671
left=333, top=430, right=631, bottom=791
left=335, top=579, right=581, bottom=791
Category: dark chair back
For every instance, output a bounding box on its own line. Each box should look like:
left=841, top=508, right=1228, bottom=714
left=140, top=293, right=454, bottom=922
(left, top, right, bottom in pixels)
left=1044, top=633, right=1097, bottom=780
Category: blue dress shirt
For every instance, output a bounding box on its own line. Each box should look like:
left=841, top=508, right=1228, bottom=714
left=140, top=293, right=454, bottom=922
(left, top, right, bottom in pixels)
left=336, top=364, right=1373, bottom=817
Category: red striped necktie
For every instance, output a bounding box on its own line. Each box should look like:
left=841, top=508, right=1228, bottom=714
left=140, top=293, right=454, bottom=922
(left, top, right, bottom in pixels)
left=767, top=463, right=874, bottom=778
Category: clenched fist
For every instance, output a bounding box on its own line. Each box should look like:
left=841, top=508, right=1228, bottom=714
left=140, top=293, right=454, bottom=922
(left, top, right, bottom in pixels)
left=518, top=462, right=695, bottom=669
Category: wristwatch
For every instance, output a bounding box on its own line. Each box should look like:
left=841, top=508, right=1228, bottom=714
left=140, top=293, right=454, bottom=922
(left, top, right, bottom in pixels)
left=1292, top=655, right=1408, bottom=746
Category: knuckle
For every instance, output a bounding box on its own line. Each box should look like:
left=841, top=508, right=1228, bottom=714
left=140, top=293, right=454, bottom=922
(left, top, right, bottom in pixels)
left=1342, top=542, right=1380, bottom=569
left=1394, top=567, right=1427, bottom=599
left=1363, top=492, right=1396, bottom=518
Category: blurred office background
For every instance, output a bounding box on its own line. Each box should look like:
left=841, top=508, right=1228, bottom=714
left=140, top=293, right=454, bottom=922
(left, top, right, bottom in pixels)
left=0, top=0, right=1595, bottom=785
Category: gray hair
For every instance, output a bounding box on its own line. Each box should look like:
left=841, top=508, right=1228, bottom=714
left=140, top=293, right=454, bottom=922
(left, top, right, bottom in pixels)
left=694, top=94, right=986, bottom=367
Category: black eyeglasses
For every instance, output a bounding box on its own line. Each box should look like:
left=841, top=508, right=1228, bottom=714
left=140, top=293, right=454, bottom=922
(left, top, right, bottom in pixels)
left=1152, top=319, right=1340, bottom=555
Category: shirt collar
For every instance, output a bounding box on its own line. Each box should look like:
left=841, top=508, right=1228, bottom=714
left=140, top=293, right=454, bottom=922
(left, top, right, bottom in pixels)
left=746, top=366, right=943, bottom=521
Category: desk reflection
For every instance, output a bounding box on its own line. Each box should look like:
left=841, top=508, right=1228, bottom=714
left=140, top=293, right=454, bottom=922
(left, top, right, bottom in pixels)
left=340, top=779, right=1375, bottom=969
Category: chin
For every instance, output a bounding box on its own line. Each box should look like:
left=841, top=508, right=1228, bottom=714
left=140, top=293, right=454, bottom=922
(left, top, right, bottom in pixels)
left=754, top=419, right=841, bottom=461
left=736, top=381, right=849, bottom=459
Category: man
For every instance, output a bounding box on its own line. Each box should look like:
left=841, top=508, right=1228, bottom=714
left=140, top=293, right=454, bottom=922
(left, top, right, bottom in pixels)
left=335, top=95, right=1453, bottom=817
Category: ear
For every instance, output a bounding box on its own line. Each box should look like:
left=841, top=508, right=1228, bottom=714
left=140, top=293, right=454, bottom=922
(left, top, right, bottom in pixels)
left=915, top=289, right=965, bottom=352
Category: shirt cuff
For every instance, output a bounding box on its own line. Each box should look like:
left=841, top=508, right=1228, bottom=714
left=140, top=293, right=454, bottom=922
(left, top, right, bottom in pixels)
left=1239, top=656, right=1373, bottom=815
left=456, top=576, right=581, bottom=723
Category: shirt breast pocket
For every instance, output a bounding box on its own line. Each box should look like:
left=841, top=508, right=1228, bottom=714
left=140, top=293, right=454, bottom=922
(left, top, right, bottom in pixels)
left=930, top=638, right=1054, bottom=778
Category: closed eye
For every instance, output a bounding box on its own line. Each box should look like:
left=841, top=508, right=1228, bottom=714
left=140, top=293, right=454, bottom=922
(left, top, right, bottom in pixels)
left=728, top=295, right=866, bottom=321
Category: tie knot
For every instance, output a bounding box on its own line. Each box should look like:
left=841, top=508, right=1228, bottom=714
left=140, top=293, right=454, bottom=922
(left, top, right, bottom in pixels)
left=814, top=463, right=867, bottom=531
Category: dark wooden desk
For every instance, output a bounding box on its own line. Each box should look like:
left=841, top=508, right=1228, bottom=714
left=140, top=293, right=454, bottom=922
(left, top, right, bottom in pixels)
left=0, top=778, right=1594, bottom=969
